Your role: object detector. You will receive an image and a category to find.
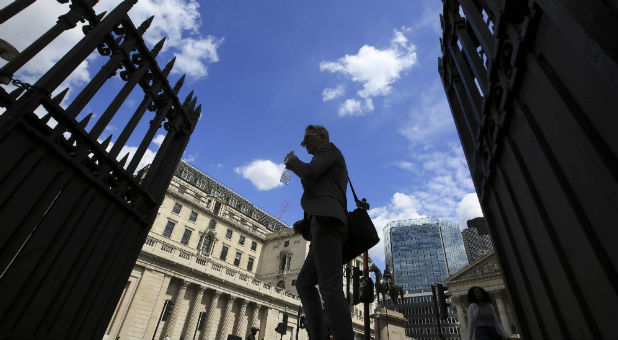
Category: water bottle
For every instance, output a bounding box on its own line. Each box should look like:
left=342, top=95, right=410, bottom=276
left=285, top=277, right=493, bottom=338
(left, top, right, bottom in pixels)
left=280, top=169, right=291, bottom=185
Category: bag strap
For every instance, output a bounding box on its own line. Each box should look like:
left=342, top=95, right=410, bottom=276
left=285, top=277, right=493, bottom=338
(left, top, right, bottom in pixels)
left=348, top=177, right=360, bottom=204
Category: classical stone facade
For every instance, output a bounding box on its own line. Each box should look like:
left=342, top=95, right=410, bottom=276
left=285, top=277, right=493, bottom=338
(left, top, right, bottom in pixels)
left=103, top=161, right=372, bottom=340
left=444, top=251, right=521, bottom=340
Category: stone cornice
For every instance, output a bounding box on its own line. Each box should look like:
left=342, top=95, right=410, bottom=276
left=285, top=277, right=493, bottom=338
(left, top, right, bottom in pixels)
left=176, top=161, right=289, bottom=232
left=445, top=251, right=503, bottom=285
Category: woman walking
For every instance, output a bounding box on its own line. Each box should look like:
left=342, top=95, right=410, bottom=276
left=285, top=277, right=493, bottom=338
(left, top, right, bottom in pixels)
left=466, top=286, right=510, bottom=340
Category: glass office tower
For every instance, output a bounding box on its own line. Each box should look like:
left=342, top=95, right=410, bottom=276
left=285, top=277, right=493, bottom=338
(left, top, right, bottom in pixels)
left=384, top=217, right=468, bottom=291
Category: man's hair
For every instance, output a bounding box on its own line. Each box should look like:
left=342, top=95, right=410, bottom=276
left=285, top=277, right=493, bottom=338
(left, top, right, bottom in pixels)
left=305, top=125, right=329, bottom=141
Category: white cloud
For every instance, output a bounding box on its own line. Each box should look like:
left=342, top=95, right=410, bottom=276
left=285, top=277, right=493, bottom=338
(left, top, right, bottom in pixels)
left=320, top=27, right=418, bottom=116
left=173, top=36, right=223, bottom=78
left=368, top=192, right=424, bottom=263
left=398, top=79, right=454, bottom=144
left=0, top=0, right=222, bottom=95
left=338, top=99, right=363, bottom=117
left=97, top=137, right=157, bottom=174
left=395, top=161, right=416, bottom=172
left=0, top=1, right=92, bottom=97
left=152, top=134, right=166, bottom=146
left=234, top=160, right=286, bottom=191
left=96, top=0, right=223, bottom=79
left=322, top=85, right=345, bottom=101
left=183, top=152, right=198, bottom=163
left=456, top=192, right=483, bottom=229
left=409, top=144, right=475, bottom=226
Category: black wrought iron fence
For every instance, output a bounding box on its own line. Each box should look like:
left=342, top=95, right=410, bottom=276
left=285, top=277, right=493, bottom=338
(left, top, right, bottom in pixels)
left=0, top=1, right=200, bottom=338
left=439, top=0, right=617, bottom=339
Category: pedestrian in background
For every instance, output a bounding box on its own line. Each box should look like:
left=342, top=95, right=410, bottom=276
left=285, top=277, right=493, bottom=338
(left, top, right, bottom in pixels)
left=466, top=286, right=510, bottom=340
left=284, top=125, right=353, bottom=340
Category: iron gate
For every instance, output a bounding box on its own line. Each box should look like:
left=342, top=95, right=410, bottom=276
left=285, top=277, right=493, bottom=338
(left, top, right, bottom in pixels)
left=0, top=1, right=201, bottom=338
left=439, top=0, right=617, bottom=339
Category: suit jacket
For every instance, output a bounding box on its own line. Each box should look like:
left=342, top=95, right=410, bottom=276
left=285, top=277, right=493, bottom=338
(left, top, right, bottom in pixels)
left=285, top=142, right=348, bottom=227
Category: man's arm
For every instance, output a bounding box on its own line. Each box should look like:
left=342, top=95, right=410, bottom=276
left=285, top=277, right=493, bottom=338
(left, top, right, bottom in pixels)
left=285, top=144, right=339, bottom=181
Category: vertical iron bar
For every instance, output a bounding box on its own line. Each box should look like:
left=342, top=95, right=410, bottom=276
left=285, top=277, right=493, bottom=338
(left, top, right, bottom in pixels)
left=125, top=101, right=171, bottom=174
left=33, top=0, right=135, bottom=95
left=89, top=62, right=149, bottom=139
left=65, top=38, right=138, bottom=118
left=363, top=251, right=370, bottom=340
left=108, top=93, right=152, bottom=159
left=0, top=0, right=36, bottom=24
left=0, top=0, right=97, bottom=80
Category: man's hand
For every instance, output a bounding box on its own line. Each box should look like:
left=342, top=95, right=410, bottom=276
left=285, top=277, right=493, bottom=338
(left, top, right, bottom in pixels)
left=284, top=151, right=296, bottom=164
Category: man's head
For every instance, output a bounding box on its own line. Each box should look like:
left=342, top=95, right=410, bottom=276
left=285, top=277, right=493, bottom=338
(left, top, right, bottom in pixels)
left=301, top=125, right=329, bottom=155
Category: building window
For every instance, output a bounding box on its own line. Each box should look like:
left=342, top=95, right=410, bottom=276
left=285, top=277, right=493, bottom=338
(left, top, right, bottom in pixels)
left=208, top=220, right=216, bottom=229
left=251, top=241, right=257, bottom=251
left=247, top=257, right=254, bottom=271
left=163, top=221, right=175, bottom=238
left=279, top=254, right=289, bottom=273
left=172, top=203, right=182, bottom=214
left=284, top=240, right=289, bottom=247
left=239, top=235, right=245, bottom=245
left=277, top=280, right=285, bottom=289
left=189, top=211, right=198, bottom=222
left=181, top=229, right=192, bottom=245
left=226, top=229, right=232, bottom=239
left=234, top=252, right=242, bottom=266
left=291, top=279, right=296, bottom=286
left=213, top=202, right=222, bottom=215
left=220, top=245, right=229, bottom=261
left=201, top=234, right=213, bottom=255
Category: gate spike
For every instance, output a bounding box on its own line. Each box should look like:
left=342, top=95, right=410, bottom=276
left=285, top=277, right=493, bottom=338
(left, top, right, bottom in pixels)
left=151, top=37, right=166, bottom=57
left=100, top=134, right=113, bottom=151
left=183, top=90, right=194, bottom=106
left=188, top=96, right=197, bottom=111
left=162, top=57, right=176, bottom=76
left=173, top=74, right=186, bottom=93
left=137, top=15, right=155, bottom=35
left=51, top=88, right=69, bottom=105
left=96, top=11, right=107, bottom=21
left=79, top=113, right=94, bottom=128
left=118, top=152, right=130, bottom=167
left=194, top=104, right=202, bottom=116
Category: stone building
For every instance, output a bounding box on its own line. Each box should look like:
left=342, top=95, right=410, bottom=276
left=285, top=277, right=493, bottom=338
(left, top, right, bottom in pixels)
left=444, top=251, right=521, bottom=340
left=103, top=161, right=372, bottom=340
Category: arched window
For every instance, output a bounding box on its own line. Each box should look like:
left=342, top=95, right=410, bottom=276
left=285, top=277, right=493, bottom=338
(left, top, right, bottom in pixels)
left=201, top=233, right=214, bottom=255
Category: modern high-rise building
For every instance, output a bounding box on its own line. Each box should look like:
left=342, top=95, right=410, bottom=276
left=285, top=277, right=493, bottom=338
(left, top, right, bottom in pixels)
left=384, top=218, right=468, bottom=292
left=461, top=219, right=494, bottom=263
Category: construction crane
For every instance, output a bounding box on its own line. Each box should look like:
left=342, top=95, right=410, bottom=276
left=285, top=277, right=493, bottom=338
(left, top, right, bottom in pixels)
left=278, top=201, right=289, bottom=220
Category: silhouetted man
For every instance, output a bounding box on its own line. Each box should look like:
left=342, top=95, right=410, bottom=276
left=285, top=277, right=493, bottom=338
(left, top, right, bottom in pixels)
left=284, top=125, right=353, bottom=340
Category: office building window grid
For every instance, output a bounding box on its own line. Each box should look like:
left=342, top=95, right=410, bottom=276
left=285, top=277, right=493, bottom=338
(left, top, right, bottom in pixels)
left=384, top=218, right=468, bottom=291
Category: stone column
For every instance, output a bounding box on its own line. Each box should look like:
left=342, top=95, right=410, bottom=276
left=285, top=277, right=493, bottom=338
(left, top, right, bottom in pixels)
left=494, top=291, right=510, bottom=334
left=183, top=285, right=205, bottom=339
left=233, top=299, right=248, bottom=336
left=163, top=280, right=189, bottom=339
left=217, top=295, right=237, bottom=339
left=145, top=274, right=172, bottom=339
left=200, top=290, right=221, bottom=340
left=453, top=296, right=467, bottom=340
left=246, top=303, right=261, bottom=337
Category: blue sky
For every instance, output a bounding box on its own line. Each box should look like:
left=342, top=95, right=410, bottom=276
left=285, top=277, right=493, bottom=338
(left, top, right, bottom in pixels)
left=0, top=0, right=483, bottom=270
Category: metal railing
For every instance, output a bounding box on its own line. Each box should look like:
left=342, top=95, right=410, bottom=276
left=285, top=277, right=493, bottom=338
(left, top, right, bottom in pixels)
left=0, top=1, right=200, bottom=338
